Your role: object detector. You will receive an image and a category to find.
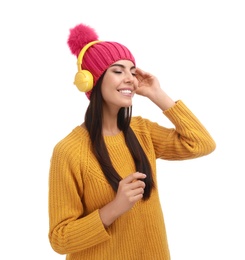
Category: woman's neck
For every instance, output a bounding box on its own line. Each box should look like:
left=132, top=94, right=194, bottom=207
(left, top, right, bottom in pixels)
left=102, top=115, right=120, bottom=136
left=102, top=122, right=120, bottom=136
left=102, top=106, right=121, bottom=136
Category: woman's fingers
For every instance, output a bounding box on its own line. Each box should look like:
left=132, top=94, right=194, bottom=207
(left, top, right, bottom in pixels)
left=122, top=172, right=146, bottom=184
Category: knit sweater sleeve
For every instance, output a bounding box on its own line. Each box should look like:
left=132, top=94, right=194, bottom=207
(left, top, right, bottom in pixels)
left=48, top=130, right=111, bottom=254
left=133, top=100, right=216, bottom=160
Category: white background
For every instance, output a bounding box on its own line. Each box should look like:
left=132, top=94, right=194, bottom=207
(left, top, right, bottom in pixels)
left=0, top=0, right=244, bottom=259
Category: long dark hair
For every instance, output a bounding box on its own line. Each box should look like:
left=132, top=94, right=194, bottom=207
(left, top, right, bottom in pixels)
left=84, top=73, right=154, bottom=200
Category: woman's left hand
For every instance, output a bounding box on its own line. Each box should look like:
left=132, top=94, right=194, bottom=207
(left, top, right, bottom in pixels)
left=135, top=67, right=176, bottom=111
left=135, top=68, right=161, bottom=98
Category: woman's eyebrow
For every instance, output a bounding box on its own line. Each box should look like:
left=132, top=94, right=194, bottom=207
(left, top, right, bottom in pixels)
left=110, top=64, right=136, bottom=70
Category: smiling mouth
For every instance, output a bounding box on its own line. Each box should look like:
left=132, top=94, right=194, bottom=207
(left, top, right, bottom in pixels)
left=118, top=89, right=132, bottom=94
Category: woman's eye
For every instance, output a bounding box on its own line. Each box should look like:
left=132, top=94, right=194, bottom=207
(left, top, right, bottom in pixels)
left=114, top=71, right=122, bottom=74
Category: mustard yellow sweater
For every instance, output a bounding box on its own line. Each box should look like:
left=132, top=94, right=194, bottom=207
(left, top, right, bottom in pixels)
left=48, top=101, right=216, bottom=260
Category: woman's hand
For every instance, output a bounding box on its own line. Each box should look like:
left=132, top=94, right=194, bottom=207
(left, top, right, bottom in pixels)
left=99, top=172, right=146, bottom=227
left=135, top=67, right=176, bottom=111
left=114, top=172, right=146, bottom=212
left=135, top=68, right=161, bottom=98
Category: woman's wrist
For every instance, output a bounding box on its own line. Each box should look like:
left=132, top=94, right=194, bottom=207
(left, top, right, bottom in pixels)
left=99, top=200, right=120, bottom=228
left=149, top=89, right=175, bottom=111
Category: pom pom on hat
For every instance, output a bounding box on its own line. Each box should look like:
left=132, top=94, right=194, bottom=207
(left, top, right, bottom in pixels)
left=67, top=23, right=136, bottom=99
left=68, top=24, right=99, bottom=57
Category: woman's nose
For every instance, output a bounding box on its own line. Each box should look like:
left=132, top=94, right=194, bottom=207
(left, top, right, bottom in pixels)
left=124, top=73, right=138, bottom=90
left=124, top=72, right=134, bottom=83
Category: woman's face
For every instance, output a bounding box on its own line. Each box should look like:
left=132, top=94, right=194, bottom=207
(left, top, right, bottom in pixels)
left=101, top=60, right=138, bottom=110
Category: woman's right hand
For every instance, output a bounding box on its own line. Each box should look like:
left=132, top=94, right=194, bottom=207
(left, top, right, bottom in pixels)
left=99, top=172, right=146, bottom=227
left=114, top=172, right=146, bottom=212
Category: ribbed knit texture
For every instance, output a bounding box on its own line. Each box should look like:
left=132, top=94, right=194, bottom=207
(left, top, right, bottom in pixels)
left=48, top=100, right=216, bottom=260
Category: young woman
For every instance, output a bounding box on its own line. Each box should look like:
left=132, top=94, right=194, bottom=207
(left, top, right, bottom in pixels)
left=48, top=23, right=216, bottom=260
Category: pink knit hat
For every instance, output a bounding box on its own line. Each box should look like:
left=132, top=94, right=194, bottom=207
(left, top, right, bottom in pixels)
left=67, top=23, right=136, bottom=99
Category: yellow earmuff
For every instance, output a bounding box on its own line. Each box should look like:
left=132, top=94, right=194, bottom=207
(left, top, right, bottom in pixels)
left=74, top=40, right=100, bottom=92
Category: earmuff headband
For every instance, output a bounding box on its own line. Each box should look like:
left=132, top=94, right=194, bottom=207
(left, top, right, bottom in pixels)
left=74, top=40, right=101, bottom=93
left=77, top=40, right=101, bottom=71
